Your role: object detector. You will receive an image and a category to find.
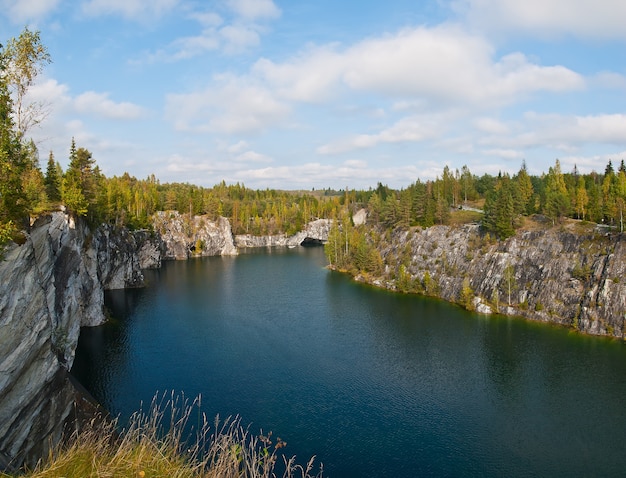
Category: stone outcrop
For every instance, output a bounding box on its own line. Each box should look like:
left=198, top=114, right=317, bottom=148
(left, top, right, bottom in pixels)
left=235, top=219, right=331, bottom=248
left=95, top=225, right=146, bottom=289
left=153, top=211, right=237, bottom=259
left=374, top=222, right=626, bottom=337
left=0, top=212, right=147, bottom=471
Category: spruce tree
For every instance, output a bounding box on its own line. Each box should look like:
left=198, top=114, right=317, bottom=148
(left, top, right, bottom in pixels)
left=44, top=150, right=61, bottom=201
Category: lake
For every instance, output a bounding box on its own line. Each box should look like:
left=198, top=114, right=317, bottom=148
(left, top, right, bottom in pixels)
left=72, top=246, right=626, bottom=477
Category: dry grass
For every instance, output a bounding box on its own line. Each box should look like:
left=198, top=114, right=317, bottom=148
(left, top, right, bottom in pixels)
left=448, top=209, right=483, bottom=226
left=5, top=393, right=322, bottom=478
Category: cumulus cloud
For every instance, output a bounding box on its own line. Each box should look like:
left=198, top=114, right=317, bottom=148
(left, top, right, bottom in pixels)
left=233, top=150, right=272, bottom=163
left=135, top=0, right=279, bottom=62
left=74, top=91, right=145, bottom=120
left=167, top=24, right=584, bottom=143
left=473, top=117, right=510, bottom=135
left=482, top=148, right=525, bottom=159
left=454, top=0, right=626, bottom=39
left=226, top=0, right=281, bottom=20
left=28, top=78, right=71, bottom=106
left=1, top=0, right=60, bottom=22
left=81, top=0, right=179, bottom=19
left=318, top=115, right=446, bottom=154
left=219, top=23, right=262, bottom=53
left=255, top=25, right=584, bottom=107
left=478, top=113, right=626, bottom=151
left=558, top=151, right=626, bottom=174
left=166, top=77, right=290, bottom=134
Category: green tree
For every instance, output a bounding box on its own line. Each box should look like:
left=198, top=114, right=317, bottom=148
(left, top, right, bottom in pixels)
left=460, top=165, right=476, bottom=204
left=460, top=276, right=474, bottom=310
left=44, top=150, right=62, bottom=201
left=483, top=174, right=516, bottom=239
left=0, top=42, right=27, bottom=227
left=544, top=159, right=570, bottom=223
left=62, top=141, right=100, bottom=218
left=514, top=161, right=534, bottom=214
left=62, top=168, right=88, bottom=216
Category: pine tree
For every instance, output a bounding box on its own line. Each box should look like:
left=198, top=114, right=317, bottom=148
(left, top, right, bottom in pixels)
left=514, top=161, right=534, bottom=214
left=44, top=150, right=61, bottom=201
left=544, top=159, right=570, bottom=223
left=62, top=140, right=98, bottom=218
left=483, top=174, right=516, bottom=239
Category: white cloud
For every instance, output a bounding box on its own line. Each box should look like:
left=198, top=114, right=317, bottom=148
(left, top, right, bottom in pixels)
left=81, top=0, right=179, bottom=19
left=224, top=140, right=249, bottom=154
left=478, top=113, right=626, bottom=152
left=482, top=148, right=525, bottom=159
left=74, top=91, right=145, bottom=120
left=166, top=77, right=290, bottom=134
left=226, top=0, right=280, bottom=20
left=168, top=24, right=584, bottom=148
left=190, top=11, right=223, bottom=27
left=1, top=0, right=60, bottom=22
left=253, top=44, right=346, bottom=102
left=558, top=152, right=626, bottom=174
left=473, top=117, right=510, bottom=135
left=318, top=115, right=445, bottom=154
left=237, top=162, right=423, bottom=188
left=455, top=0, right=626, bottom=39
left=28, top=78, right=71, bottom=106
left=162, top=30, right=221, bottom=61
left=233, top=150, right=272, bottom=163
left=135, top=1, right=279, bottom=62
left=255, top=25, right=584, bottom=107
left=219, top=24, right=261, bottom=53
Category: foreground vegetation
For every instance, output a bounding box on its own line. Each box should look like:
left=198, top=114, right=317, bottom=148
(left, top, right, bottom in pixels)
left=1, top=395, right=321, bottom=478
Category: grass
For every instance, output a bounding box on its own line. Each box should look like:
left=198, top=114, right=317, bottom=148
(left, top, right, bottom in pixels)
left=3, top=393, right=322, bottom=478
left=448, top=209, right=482, bottom=225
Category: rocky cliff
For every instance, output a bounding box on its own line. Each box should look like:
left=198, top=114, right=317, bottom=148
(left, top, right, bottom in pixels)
left=367, top=221, right=626, bottom=338
left=235, top=219, right=331, bottom=248
left=153, top=211, right=237, bottom=259
left=153, top=211, right=330, bottom=255
left=0, top=212, right=148, bottom=471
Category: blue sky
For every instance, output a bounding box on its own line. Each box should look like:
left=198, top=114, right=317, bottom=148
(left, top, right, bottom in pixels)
left=1, top=0, right=626, bottom=189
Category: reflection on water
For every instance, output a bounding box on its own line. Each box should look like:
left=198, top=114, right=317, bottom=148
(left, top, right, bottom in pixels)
left=73, top=247, right=626, bottom=477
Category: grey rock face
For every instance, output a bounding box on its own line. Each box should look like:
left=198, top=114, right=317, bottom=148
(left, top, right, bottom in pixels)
left=378, top=223, right=626, bottom=337
left=235, top=219, right=331, bottom=248
left=0, top=213, right=100, bottom=470
left=0, top=212, right=149, bottom=471
left=153, top=211, right=237, bottom=259
left=94, top=225, right=145, bottom=290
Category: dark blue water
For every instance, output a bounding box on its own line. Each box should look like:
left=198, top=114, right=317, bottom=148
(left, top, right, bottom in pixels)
left=72, top=246, right=626, bottom=477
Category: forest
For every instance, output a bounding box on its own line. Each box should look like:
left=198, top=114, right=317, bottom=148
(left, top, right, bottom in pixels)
left=2, top=29, right=625, bottom=252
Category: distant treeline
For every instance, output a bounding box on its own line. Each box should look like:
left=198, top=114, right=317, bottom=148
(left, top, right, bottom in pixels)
left=2, top=128, right=625, bottom=242
left=363, top=159, right=626, bottom=238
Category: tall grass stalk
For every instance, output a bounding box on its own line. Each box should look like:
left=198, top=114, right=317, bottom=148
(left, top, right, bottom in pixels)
left=7, top=392, right=322, bottom=478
